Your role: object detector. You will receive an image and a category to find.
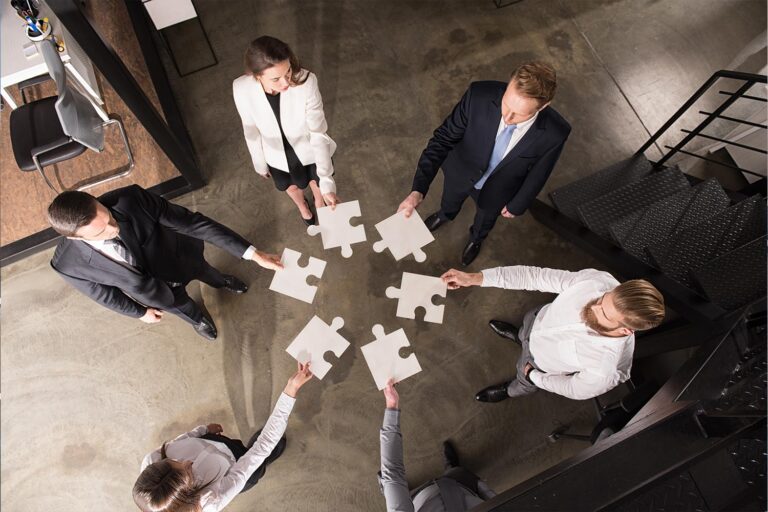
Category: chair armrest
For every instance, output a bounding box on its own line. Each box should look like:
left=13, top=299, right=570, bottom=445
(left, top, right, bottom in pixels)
left=31, top=135, right=73, bottom=157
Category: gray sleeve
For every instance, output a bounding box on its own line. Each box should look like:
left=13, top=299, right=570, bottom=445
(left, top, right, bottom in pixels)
left=477, top=479, right=497, bottom=500
left=380, top=409, right=415, bottom=512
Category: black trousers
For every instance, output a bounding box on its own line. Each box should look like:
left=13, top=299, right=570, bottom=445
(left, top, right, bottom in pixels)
left=163, top=261, right=227, bottom=325
left=200, top=433, right=264, bottom=493
left=438, top=186, right=501, bottom=242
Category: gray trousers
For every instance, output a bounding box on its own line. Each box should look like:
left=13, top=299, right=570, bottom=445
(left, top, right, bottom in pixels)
left=506, top=305, right=545, bottom=398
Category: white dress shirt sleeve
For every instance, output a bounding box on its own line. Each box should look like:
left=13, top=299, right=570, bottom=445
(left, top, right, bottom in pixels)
left=204, top=393, right=296, bottom=511
left=480, top=266, right=609, bottom=294
left=529, top=369, right=619, bottom=400
left=233, top=78, right=269, bottom=176
left=140, top=425, right=208, bottom=471
left=304, top=73, right=337, bottom=195
left=242, top=246, right=257, bottom=260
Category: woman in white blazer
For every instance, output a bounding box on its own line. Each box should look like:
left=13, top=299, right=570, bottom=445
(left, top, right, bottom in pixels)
left=132, top=363, right=312, bottom=512
left=233, top=36, right=339, bottom=225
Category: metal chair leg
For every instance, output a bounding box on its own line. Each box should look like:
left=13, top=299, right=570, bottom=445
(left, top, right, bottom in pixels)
left=32, top=155, right=60, bottom=192
left=70, top=116, right=135, bottom=191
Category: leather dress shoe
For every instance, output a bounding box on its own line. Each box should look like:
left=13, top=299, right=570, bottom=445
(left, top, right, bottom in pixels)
left=424, top=212, right=449, bottom=232
left=194, top=315, right=218, bottom=341
left=461, top=240, right=482, bottom=267
left=489, top=320, right=521, bottom=345
left=442, top=440, right=460, bottom=469
left=475, top=382, right=512, bottom=403
left=222, top=275, right=248, bottom=294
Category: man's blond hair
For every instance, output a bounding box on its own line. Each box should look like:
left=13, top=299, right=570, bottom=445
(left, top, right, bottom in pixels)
left=510, top=61, right=557, bottom=106
left=613, top=280, right=665, bottom=331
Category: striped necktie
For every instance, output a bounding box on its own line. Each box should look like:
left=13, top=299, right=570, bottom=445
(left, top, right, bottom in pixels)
left=105, top=237, right=137, bottom=267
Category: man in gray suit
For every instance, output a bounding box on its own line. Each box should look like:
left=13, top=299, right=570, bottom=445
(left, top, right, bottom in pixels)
left=379, top=380, right=496, bottom=511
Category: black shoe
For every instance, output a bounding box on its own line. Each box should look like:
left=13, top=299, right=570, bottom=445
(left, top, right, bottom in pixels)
left=302, top=200, right=316, bottom=226
left=194, top=315, right=218, bottom=341
left=461, top=240, right=482, bottom=267
left=442, top=440, right=460, bottom=469
left=475, top=382, right=511, bottom=403
left=222, top=275, right=248, bottom=294
left=424, top=212, right=449, bottom=232
left=489, top=320, right=520, bottom=345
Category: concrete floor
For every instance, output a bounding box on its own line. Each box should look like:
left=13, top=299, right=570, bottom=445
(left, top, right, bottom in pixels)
left=2, top=1, right=765, bottom=511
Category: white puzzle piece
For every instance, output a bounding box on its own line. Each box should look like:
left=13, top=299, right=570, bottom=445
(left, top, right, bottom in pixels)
left=361, top=325, right=422, bottom=390
left=269, top=248, right=326, bottom=304
left=285, top=316, right=350, bottom=380
left=372, top=210, right=435, bottom=262
left=385, top=272, right=447, bottom=324
left=307, top=200, right=367, bottom=258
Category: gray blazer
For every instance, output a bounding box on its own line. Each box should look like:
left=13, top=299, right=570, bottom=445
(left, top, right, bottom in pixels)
left=379, top=410, right=495, bottom=511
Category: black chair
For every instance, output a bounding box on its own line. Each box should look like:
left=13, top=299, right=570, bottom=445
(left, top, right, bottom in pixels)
left=548, top=381, right=659, bottom=444
left=9, top=39, right=133, bottom=192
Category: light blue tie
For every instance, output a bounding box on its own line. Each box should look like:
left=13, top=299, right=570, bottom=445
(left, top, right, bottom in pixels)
left=474, top=123, right=517, bottom=190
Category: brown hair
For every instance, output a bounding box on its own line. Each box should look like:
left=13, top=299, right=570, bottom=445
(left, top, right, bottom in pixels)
left=132, top=444, right=203, bottom=512
left=612, top=280, right=665, bottom=331
left=47, top=190, right=99, bottom=236
left=244, top=36, right=307, bottom=85
left=510, top=61, right=557, bottom=106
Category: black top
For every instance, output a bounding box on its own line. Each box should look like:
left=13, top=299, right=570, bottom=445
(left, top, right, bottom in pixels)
left=265, top=92, right=311, bottom=175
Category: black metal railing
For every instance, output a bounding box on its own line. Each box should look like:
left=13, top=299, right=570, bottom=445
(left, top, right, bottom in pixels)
left=637, top=70, right=767, bottom=174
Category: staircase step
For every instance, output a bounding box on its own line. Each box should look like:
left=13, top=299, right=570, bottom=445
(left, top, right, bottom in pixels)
left=549, top=155, right=653, bottom=221
left=647, top=195, right=767, bottom=288
left=691, top=235, right=767, bottom=311
left=577, top=167, right=691, bottom=239
left=608, top=178, right=731, bottom=264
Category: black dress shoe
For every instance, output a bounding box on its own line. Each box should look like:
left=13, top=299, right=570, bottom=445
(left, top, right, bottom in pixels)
left=424, top=212, right=449, bottom=232
left=442, top=440, right=460, bottom=469
left=194, top=315, right=218, bottom=341
left=489, top=320, right=520, bottom=345
left=475, top=382, right=512, bottom=403
left=461, top=240, right=482, bottom=267
left=301, top=200, right=316, bottom=226
left=222, top=275, right=248, bottom=294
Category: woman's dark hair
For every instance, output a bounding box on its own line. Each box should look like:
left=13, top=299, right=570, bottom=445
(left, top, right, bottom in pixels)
left=244, top=36, right=308, bottom=85
left=132, top=444, right=203, bottom=512
left=47, top=190, right=99, bottom=236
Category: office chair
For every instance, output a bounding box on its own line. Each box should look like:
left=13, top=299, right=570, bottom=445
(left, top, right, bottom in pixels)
left=547, top=381, right=659, bottom=445
left=9, top=39, right=134, bottom=192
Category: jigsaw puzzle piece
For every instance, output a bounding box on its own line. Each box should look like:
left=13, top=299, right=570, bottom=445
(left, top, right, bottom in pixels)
left=285, top=316, right=350, bottom=380
left=372, top=210, right=434, bottom=262
left=307, top=200, right=367, bottom=258
left=385, top=272, right=447, bottom=324
left=268, top=248, right=327, bottom=304
left=361, top=324, right=422, bottom=390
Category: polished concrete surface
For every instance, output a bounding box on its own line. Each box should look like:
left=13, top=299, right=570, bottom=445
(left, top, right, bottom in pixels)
left=2, top=1, right=765, bottom=511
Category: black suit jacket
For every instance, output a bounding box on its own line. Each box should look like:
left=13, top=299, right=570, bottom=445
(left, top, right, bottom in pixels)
left=51, top=185, right=252, bottom=318
left=412, top=81, right=571, bottom=215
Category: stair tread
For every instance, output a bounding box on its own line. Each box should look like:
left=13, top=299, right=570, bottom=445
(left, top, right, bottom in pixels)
left=549, top=155, right=653, bottom=221
left=691, top=235, right=767, bottom=311
left=577, top=167, right=691, bottom=239
left=647, top=196, right=767, bottom=288
left=608, top=178, right=732, bottom=264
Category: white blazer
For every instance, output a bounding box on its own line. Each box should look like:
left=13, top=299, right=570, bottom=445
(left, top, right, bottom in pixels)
left=232, top=70, right=337, bottom=194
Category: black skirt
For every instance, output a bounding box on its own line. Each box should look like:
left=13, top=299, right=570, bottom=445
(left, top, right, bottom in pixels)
left=269, top=163, right=321, bottom=191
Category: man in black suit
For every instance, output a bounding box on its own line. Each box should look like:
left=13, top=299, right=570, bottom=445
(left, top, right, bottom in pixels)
left=47, top=185, right=283, bottom=341
left=398, top=61, right=571, bottom=266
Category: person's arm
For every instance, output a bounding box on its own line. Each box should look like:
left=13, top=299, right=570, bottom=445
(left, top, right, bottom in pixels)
left=505, top=139, right=567, bottom=216
left=528, top=369, right=617, bottom=401
left=232, top=79, right=270, bottom=177
left=57, top=270, right=147, bottom=318
left=304, top=73, right=338, bottom=205
left=480, top=266, right=606, bottom=294
left=380, top=381, right=415, bottom=512
left=206, top=364, right=312, bottom=511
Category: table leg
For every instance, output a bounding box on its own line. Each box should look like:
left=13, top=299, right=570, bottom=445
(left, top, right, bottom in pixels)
left=1, top=87, right=18, bottom=110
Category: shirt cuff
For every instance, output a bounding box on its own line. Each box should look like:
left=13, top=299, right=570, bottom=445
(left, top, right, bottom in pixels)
left=528, top=370, right=543, bottom=387
left=383, top=408, right=401, bottom=427
left=480, top=269, right=495, bottom=287
left=242, top=245, right=257, bottom=260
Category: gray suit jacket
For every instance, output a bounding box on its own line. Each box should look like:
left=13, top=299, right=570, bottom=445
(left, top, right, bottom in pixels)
left=379, top=409, right=495, bottom=511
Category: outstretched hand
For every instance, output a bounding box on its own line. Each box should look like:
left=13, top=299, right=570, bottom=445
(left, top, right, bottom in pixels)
left=251, top=250, right=283, bottom=271
left=441, top=269, right=483, bottom=290
left=284, top=362, right=313, bottom=397
left=396, top=191, right=424, bottom=218
left=384, top=379, right=400, bottom=409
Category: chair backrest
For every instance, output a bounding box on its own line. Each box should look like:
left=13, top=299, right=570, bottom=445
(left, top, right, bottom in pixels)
left=38, top=39, right=105, bottom=152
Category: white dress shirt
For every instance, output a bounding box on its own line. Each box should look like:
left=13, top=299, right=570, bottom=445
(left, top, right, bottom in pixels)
left=140, top=393, right=296, bottom=512
left=496, top=111, right=538, bottom=159
left=481, top=266, right=634, bottom=400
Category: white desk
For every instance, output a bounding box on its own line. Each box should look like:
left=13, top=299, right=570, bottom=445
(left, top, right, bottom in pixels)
left=0, top=1, right=108, bottom=120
